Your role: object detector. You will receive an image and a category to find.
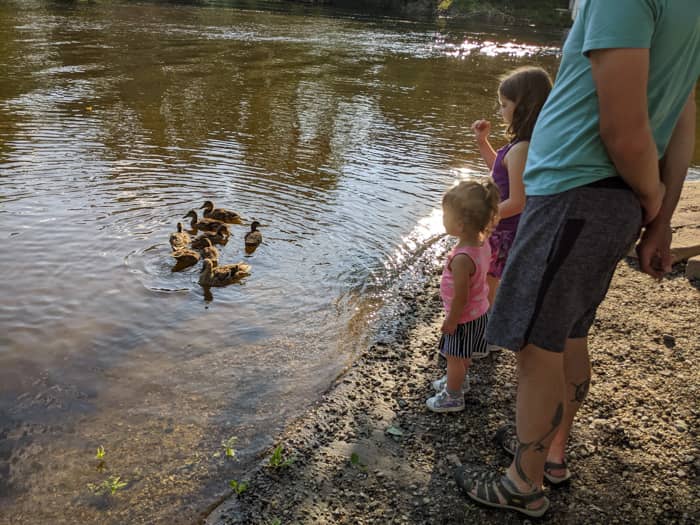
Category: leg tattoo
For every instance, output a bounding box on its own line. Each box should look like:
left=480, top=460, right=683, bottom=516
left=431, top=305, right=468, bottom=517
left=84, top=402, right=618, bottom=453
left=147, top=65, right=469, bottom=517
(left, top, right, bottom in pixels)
left=514, top=403, right=564, bottom=485
left=571, top=378, right=590, bottom=404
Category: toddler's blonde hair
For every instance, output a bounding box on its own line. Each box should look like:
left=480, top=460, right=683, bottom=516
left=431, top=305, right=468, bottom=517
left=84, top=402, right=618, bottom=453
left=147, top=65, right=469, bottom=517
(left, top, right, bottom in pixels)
left=443, top=178, right=500, bottom=234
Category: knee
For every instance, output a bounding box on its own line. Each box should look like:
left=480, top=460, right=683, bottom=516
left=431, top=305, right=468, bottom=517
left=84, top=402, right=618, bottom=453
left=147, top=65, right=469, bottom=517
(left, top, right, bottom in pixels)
left=517, top=344, right=563, bottom=378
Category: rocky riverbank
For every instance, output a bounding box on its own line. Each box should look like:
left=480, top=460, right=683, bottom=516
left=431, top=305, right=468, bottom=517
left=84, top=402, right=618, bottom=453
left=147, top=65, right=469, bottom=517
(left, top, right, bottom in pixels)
left=206, top=182, right=699, bottom=525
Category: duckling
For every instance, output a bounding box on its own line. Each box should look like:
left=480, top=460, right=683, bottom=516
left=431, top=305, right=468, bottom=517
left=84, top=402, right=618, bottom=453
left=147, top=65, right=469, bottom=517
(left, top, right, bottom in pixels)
left=199, top=258, right=251, bottom=287
left=244, top=220, right=263, bottom=248
left=191, top=224, right=229, bottom=248
left=198, top=237, right=219, bottom=264
left=200, top=200, right=241, bottom=223
left=171, top=248, right=200, bottom=271
left=169, top=222, right=191, bottom=251
left=183, top=210, right=226, bottom=232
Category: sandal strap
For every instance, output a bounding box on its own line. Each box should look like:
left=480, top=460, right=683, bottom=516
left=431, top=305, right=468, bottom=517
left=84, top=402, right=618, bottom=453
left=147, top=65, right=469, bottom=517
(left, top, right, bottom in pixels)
left=498, top=475, right=546, bottom=505
left=544, top=460, right=568, bottom=470
left=470, top=470, right=544, bottom=506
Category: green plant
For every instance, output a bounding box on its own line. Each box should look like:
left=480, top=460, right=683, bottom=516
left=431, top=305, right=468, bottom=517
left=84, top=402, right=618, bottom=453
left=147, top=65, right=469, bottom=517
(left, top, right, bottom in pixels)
left=222, top=436, right=238, bottom=459
left=269, top=519, right=281, bottom=525
left=87, top=475, right=127, bottom=496
left=95, top=446, right=105, bottom=460
left=267, top=444, right=294, bottom=469
left=350, top=452, right=367, bottom=471
left=228, top=479, right=249, bottom=496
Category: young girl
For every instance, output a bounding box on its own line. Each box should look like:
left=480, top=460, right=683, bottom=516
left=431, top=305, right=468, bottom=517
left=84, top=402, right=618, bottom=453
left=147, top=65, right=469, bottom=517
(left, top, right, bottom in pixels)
left=472, top=66, right=552, bottom=308
left=426, top=179, right=499, bottom=413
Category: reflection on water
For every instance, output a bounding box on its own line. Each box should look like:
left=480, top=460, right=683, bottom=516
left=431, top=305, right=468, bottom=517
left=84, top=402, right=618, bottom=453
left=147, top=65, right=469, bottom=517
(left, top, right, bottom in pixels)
left=0, top=1, right=697, bottom=524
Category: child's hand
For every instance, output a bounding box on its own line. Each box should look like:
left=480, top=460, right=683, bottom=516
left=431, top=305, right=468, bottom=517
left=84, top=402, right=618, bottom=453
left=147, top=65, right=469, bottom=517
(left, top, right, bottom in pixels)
left=471, top=119, right=491, bottom=143
left=441, top=318, right=458, bottom=335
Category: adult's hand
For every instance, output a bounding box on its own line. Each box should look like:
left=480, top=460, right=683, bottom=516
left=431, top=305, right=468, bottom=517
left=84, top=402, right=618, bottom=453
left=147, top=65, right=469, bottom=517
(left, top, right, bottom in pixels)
left=636, top=217, right=673, bottom=279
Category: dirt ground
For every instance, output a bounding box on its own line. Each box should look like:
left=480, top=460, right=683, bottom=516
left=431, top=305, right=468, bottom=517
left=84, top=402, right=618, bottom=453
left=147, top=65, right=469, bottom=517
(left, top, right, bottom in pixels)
left=206, top=183, right=699, bottom=525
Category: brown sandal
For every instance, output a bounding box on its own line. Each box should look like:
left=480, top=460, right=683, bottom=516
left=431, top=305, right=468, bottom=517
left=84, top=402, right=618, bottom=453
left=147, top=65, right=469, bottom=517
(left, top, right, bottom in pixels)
left=455, top=465, right=550, bottom=518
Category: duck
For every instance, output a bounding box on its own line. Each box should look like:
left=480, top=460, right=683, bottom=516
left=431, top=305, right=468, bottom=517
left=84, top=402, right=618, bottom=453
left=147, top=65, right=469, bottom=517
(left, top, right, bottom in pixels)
left=191, top=224, right=229, bottom=248
left=244, top=221, right=263, bottom=248
left=171, top=248, right=200, bottom=271
left=199, top=258, right=251, bottom=287
left=200, top=200, right=241, bottom=223
left=198, top=237, right=219, bottom=264
left=169, top=222, right=191, bottom=251
left=183, top=210, right=226, bottom=232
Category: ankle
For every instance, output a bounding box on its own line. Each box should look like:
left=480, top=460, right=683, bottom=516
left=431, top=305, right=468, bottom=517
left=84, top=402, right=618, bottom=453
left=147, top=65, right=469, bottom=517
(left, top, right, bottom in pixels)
left=506, top=466, right=541, bottom=493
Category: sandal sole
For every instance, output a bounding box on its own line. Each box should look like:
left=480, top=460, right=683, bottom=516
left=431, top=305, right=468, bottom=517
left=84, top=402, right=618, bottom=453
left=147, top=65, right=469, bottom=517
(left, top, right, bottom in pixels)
left=466, top=489, right=550, bottom=518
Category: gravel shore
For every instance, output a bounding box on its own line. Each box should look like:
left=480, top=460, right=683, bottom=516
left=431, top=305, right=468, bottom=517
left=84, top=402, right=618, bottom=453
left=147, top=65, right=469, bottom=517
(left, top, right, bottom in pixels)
left=206, top=183, right=699, bottom=525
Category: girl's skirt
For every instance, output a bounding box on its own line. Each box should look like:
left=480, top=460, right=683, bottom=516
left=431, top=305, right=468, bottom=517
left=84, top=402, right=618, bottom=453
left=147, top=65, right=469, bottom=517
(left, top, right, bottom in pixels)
left=439, top=312, right=488, bottom=359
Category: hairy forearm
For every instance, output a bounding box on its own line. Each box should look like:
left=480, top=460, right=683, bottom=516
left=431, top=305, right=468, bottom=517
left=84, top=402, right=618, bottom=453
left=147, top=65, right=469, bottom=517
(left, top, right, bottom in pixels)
left=600, top=123, right=660, bottom=198
left=656, top=92, right=696, bottom=224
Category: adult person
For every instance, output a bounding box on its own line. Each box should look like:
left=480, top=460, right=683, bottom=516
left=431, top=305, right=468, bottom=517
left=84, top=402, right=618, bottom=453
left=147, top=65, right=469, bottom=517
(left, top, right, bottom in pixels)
left=454, top=0, right=699, bottom=518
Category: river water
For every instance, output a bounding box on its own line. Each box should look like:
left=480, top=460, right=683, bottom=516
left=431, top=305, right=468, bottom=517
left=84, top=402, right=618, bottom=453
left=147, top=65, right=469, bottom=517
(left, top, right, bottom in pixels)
left=0, top=1, right=697, bottom=523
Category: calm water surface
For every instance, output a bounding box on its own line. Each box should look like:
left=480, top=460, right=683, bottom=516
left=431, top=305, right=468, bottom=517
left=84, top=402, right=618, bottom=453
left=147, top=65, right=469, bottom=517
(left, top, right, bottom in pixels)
left=1, top=1, right=698, bottom=523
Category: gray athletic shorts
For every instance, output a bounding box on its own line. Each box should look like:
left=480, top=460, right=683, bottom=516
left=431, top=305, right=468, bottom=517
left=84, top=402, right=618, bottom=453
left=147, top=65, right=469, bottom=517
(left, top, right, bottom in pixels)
left=485, top=178, right=643, bottom=353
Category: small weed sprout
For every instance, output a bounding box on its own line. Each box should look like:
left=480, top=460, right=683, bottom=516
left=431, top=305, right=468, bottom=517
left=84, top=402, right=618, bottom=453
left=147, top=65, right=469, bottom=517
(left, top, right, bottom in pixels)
left=269, top=519, right=281, bottom=525
left=350, top=452, right=367, bottom=471
left=228, top=479, right=249, bottom=496
left=87, top=475, right=127, bottom=496
left=95, top=446, right=105, bottom=460
left=267, top=444, right=294, bottom=469
left=222, top=436, right=238, bottom=459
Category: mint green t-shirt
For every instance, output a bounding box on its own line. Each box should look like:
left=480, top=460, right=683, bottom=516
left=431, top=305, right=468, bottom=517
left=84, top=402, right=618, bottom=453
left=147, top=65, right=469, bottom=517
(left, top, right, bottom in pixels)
left=524, top=0, right=700, bottom=196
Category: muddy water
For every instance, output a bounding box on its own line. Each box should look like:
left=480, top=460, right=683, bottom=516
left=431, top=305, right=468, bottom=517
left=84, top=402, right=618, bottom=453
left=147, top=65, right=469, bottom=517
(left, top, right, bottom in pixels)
left=0, top=1, right=696, bottom=524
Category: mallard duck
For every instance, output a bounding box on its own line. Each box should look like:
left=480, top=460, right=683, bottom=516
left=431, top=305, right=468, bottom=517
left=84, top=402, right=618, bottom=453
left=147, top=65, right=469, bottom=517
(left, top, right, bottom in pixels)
left=244, top=221, right=263, bottom=248
left=171, top=248, right=200, bottom=271
left=169, top=222, right=191, bottom=251
left=183, top=210, right=226, bottom=232
left=198, top=237, right=219, bottom=263
left=200, top=200, right=241, bottom=223
left=199, top=258, right=251, bottom=287
left=191, top=224, right=229, bottom=248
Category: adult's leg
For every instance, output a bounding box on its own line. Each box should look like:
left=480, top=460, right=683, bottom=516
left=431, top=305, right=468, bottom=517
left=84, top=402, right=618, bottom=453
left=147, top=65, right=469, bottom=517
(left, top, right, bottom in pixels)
left=547, top=337, right=591, bottom=470
left=506, top=344, right=565, bottom=491
left=487, top=274, right=499, bottom=307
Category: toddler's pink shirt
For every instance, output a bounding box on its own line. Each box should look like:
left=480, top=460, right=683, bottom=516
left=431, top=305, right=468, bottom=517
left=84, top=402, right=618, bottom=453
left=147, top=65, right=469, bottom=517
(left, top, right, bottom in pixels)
left=439, top=243, right=491, bottom=324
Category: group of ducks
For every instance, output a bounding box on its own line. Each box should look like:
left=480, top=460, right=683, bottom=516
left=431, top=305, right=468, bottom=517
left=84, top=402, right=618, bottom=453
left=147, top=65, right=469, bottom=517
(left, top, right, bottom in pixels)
left=169, top=200, right=263, bottom=288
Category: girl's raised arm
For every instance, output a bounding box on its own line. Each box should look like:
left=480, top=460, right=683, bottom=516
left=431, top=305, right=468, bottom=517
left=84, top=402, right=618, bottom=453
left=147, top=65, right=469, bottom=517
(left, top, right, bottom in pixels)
left=471, top=119, right=497, bottom=170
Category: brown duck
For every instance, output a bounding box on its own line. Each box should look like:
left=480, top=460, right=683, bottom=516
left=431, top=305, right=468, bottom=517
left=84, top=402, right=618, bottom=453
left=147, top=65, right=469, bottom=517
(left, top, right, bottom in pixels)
left=191, top=224, right=229, bottom=248
left=199, top=258, right=251, bottom=287
left=183, top=210, right=226, bottom=232
left=200, top=200, right=241, bottom=223
left=171, top=248, right=200, bottom=271
left=244, top=221, right=263, bottom=248
left=169, top=222, right=191, bottom=251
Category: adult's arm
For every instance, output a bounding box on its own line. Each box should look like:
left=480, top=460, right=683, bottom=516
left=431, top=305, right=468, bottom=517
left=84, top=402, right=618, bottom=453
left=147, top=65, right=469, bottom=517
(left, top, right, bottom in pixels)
left=636, top=86, right=697, bottom=278
left=589, top=48, right=665, bottom=224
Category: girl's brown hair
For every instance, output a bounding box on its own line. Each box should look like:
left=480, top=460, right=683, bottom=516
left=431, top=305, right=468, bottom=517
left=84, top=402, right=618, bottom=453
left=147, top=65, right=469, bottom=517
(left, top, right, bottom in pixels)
left=443, top=178, right=500, bottom=234
left=499, top=66, right=553, bottom=142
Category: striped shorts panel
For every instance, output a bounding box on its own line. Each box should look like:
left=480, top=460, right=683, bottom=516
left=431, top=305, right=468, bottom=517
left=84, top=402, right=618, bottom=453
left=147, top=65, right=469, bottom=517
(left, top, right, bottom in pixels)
left=439, top=312, right=489, bottom=359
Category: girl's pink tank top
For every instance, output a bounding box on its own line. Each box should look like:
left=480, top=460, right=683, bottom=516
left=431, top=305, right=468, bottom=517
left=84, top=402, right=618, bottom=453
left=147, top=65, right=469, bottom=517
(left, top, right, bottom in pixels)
left=439, top=243, right=491, bottom=324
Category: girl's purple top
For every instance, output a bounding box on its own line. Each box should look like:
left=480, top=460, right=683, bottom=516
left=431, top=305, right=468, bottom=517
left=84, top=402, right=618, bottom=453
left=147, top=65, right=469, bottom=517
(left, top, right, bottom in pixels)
left=491, top=141, right=521, bottom=232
